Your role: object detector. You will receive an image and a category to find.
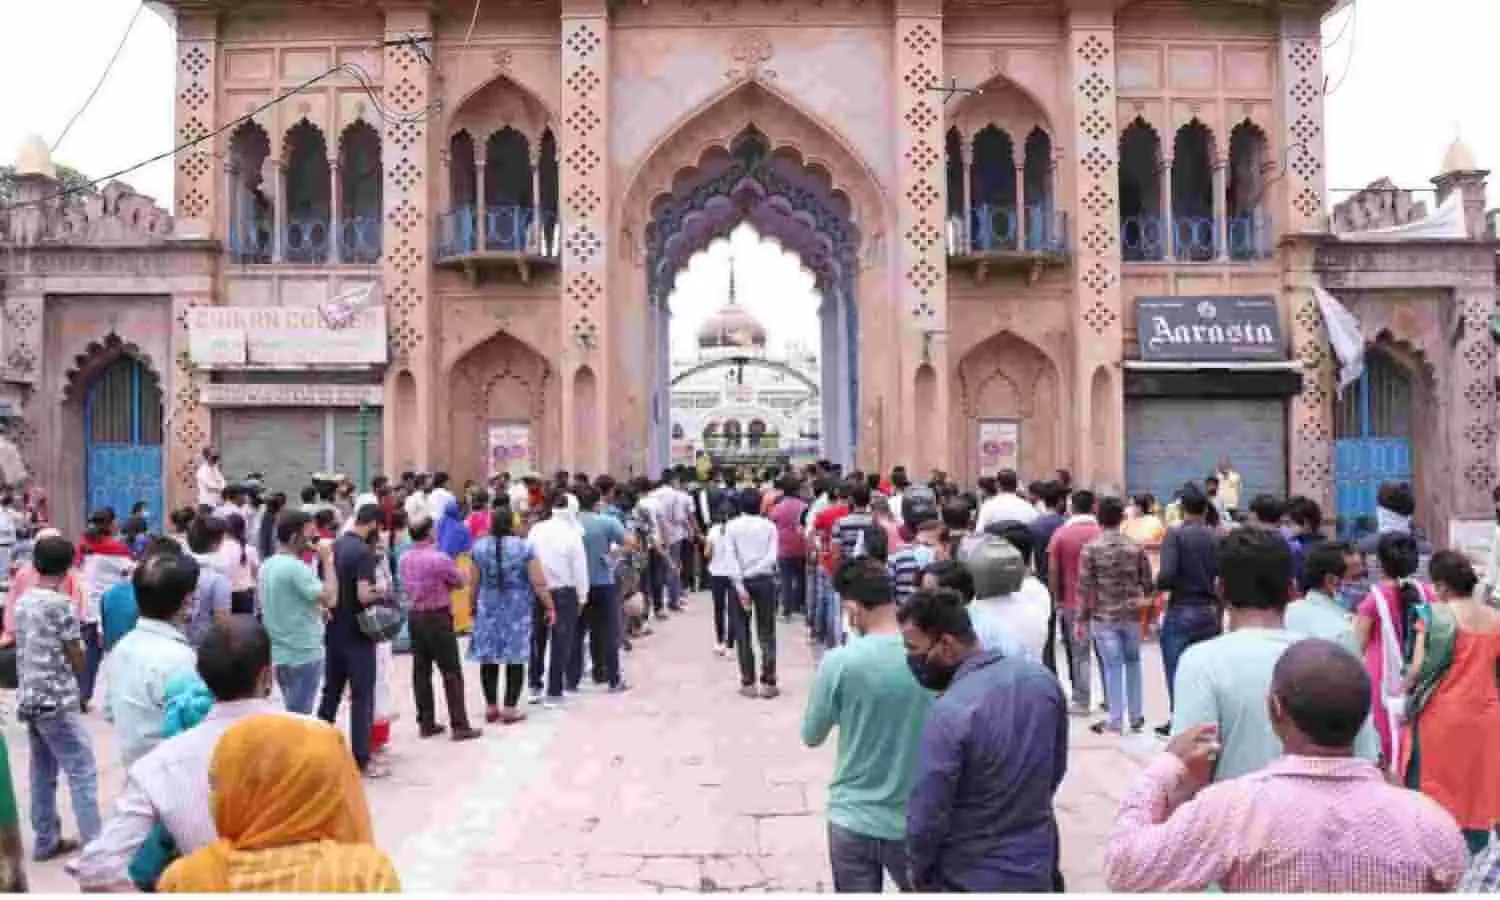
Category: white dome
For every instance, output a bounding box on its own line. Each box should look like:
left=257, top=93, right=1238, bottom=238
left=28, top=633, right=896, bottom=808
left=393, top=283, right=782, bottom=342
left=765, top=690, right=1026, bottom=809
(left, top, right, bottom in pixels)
left=1441, top=136, right=1479, bottom=175
left=14, top=134, right=55, bottom=179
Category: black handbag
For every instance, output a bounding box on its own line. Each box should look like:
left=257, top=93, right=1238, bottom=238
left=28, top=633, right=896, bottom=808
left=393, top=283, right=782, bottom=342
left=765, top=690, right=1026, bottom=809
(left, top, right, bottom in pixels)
left=0, top=646, right=16, bottom=690
left=356, top=600, right=404, bottom=643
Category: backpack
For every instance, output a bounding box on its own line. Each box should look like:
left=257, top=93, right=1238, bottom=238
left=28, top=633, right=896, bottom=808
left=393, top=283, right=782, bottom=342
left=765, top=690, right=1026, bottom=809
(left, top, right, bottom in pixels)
left=901, top=484, right=939, bottom=529
left=968, top=533, right=1026, bottom=597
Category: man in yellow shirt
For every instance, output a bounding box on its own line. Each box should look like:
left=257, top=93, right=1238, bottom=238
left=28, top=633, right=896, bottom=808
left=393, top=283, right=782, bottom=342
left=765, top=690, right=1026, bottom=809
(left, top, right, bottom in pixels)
left=1215, top=458, right=1243, bottom=516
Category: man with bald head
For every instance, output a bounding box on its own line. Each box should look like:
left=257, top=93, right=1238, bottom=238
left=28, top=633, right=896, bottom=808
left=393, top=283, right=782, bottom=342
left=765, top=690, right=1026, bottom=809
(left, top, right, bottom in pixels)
left=1105, top=639, right=1467, bottom=893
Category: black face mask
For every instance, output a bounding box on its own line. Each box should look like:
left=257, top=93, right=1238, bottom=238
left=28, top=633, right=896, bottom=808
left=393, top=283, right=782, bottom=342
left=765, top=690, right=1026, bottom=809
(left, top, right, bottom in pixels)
left=907, top=647, right=957, bottom=692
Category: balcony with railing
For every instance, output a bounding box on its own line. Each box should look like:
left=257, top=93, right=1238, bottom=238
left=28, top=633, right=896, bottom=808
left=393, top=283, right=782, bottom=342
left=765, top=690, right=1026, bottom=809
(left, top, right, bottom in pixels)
left=1120, top=211, right=1274, bottom=264
left=945, top=204, right=1069, bottom=280
left=227, top=216, right=383, bottom=266
left=435, top=204, right=560, bottom=283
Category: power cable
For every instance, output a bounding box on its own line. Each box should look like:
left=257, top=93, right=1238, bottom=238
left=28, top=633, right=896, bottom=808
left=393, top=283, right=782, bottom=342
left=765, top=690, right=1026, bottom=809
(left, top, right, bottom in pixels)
left=1322, top=0, right=1355, bottom=50
left=459, top=0, right=484, bottom=55
left=1322, top=1, right=1359, bottom=96
left=52, top=2, right=145, bottom=153
left=3, top=37, right=437, bottom=214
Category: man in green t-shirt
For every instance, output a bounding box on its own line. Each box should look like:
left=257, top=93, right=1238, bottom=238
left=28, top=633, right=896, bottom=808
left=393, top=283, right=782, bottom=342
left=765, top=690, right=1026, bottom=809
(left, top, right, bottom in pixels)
left=801, top=557, right=933, bottom=892
left=256, top=510, right=336, bottom=714
left=0, top=732, right=25, bottom=891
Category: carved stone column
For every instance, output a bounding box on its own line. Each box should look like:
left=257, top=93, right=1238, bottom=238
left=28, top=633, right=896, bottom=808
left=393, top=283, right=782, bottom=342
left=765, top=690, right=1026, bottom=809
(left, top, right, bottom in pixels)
left=1159, top=159, right=1173, bottom=260
left=1067, top=7, right=1124, bottom=489
left=1212, top=157, right=1228, bottom=260
left=894, top=0, right=949, bottom=474
left=961, top=136, right=975, bottom=253
left=560, top=0, right=610, bottom=473
left=272, top=160, right=287, bottom=263
left=329, top=158, right=343, bottom=264
left=1014, top=164, right=1027, bottom=250
left=1281, top=11, right=1333, bottom=517
left=474, top=156, right=487, bottom=252
left=380, top=8, right=438, bottom=471
left=529, top=141, right=544, bottom=254
left=1285, top=235, right=1333, bottom=517
left=168, top=12, right=219, bottom=509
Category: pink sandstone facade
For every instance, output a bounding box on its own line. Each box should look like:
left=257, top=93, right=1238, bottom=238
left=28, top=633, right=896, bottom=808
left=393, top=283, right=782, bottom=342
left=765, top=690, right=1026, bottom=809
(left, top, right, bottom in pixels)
left=0, top=0, right=1495, bottom=540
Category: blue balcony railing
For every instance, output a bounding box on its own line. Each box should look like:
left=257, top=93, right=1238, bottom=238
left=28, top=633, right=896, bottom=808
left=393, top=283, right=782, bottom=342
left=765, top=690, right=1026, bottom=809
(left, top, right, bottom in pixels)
left=1120, top=211, right=1273, bottom=263
left=945, top=204, right=1069, bottom=257
left=437, top=205, right=560, bottom=259
left=227, top=216, right=383, bottom=265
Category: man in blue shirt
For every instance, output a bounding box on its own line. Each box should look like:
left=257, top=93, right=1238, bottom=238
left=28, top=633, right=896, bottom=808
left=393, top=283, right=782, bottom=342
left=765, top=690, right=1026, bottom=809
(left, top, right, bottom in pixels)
left=900, top=588, right=1068, bottom=892
left=574, top=485, right=635, bottom=692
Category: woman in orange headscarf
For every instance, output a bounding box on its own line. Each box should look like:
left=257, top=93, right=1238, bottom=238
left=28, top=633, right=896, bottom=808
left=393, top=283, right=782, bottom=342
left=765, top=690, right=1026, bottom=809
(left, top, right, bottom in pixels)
left=160, top=716, right=400, bottom=893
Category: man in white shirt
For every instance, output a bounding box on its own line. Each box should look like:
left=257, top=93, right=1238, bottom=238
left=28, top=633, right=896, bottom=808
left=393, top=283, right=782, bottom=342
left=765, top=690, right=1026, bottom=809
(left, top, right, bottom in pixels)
left=427, top=471, right=458, bottom=521
left=649, top=470, right=694, bottom=613
left=194, top=448, right=225, bottom=509
left=722, top=489, right=781, bottom=699
left=103, top=547, right=198, bottom=767
left=75, top=618, right=288, bottom=891
left=976, top=469, right=1038, bottom=532
left=527, top=492, right=590, bottom=707
left=403, top=474, right=431, bottom=524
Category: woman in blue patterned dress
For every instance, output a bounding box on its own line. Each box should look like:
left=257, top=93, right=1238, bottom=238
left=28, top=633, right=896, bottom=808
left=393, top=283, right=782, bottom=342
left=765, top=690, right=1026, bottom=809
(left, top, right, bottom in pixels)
left=467, top=507, right=552, bottom=724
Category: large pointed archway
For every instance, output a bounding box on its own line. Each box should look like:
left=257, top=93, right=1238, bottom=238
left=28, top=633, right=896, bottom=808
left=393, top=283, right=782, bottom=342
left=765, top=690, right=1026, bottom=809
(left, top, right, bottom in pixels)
left=614, top=79, right=891, bottom=473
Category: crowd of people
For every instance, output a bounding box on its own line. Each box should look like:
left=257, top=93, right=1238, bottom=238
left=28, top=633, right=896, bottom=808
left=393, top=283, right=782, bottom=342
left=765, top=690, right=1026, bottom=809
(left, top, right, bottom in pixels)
left=0, top=444, right=1495, bottom=891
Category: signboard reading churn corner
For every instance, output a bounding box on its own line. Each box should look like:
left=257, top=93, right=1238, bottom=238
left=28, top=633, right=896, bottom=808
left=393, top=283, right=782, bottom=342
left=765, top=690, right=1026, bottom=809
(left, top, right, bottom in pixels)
left=1135, top=296, right=1284, bottom=362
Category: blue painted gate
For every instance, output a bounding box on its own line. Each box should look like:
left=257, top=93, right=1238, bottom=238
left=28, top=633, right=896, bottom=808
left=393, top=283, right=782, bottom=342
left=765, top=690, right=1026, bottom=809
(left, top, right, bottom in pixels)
left=1333, top=349, right=1412, bottom=537
left=85, top=356, right=164, bottom=529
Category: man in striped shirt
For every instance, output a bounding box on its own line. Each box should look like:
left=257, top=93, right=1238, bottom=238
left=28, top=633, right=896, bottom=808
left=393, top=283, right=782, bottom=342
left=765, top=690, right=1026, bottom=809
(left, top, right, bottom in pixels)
left=888, top=514, right=942, bottom=605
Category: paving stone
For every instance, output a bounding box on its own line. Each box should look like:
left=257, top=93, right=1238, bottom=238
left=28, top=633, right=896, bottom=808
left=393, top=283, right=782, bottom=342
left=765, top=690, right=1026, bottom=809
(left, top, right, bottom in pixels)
left=635, top=856, right=704, bottom=890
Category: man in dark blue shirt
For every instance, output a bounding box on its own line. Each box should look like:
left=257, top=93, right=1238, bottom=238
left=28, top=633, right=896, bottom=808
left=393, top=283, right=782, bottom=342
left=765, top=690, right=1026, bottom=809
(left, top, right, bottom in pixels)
left=1155, top=486, right=1221, bottom=737
left=899, top=588, right=1067, bottom=892
left=1027, top=481, right=1067, bottom=675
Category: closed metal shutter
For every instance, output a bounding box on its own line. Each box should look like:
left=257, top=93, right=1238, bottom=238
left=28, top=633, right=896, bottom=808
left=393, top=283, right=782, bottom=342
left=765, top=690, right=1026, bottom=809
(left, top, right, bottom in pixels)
left=215, top=409, right=326, bottom=499
left=331, top=409, right=384, bottom=486
left=1125, top=398, right=1286, bottom=505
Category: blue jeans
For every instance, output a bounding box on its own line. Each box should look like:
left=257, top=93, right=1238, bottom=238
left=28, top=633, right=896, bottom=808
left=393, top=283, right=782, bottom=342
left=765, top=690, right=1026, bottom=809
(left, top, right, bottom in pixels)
left=1091, top=622, right=1143, bottom=730
left=318, top=635, right=376, bottom=769
left=275, top=659, right=323, bottom=715
left=827, top=822, right=911, bottom=893
left=79, top=623, right=102, bottom=705
left=24, top=710, right=100, bottom=858
left=1160, top=603, right=1221, bottom=714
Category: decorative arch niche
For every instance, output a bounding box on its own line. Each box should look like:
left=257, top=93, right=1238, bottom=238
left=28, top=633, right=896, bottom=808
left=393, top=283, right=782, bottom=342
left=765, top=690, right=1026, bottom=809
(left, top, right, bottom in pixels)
left=447, top=331, right=556, bottom=484
left=956, top=332, right=1059, bottom=482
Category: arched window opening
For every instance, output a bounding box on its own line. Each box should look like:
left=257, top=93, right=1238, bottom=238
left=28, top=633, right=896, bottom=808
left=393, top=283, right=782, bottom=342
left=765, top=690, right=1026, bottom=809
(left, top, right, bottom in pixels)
left=444, top=131, right=478, bottom=255
left=970, top=126, right=1018, bottom=251
left=484, top=127, right=533, bottom=252
left=1335, top=347, right=1413, bottom=440
left=1022, top=128, right=1053, bottom=251
left=722, top=419, right=743, bottom=450
left=1227, top=121, right=1270, bottom=261
left=538, top=128, right=560, bottom=257
left=748, top=419, right=768, bottom=449
left=283, top=120, right=331, bottom=264
left=337, top=121, right=382, bottom=264
left=945, top=127, right=965, bottom=252
left=703, top=422, right=721, bottom=450
left=1119, top=118, right=1164, bottom=261
left=1171, top=120, right=1216, bottom=262
left=671, top=422, right=685, bottom=440
left=227, top=122, right=272, bottom=264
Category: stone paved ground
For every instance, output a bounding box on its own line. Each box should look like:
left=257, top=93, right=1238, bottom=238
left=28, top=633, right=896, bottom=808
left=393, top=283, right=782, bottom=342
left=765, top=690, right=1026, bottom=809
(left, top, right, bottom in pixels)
left=14, top=592, right=1170, bottom=892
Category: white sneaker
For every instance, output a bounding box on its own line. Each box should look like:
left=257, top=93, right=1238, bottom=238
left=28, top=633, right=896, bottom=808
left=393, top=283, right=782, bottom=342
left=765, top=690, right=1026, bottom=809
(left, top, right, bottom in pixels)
left=527, top=690, right=543, bottom=706
left=540, top=696, right=564, bottom=710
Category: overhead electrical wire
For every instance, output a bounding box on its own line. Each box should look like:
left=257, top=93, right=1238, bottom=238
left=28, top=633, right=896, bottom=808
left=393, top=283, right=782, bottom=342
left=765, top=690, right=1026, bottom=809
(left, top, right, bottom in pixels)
left=2, top=37, right=437, bottom=214
left=52, top=2, right=146, bottom=152
left=1322, top=0, right=1359, bottom=96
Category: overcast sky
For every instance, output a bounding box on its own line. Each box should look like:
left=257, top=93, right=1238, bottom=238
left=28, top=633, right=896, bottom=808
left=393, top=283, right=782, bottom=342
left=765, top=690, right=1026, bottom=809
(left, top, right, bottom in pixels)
left=0, top=0, right=1490, bottom=348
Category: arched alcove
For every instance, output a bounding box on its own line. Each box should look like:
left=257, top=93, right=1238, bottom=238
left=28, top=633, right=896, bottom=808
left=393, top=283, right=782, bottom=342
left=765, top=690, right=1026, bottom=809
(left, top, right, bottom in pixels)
left=338, top=120, right=382, bottom=263
left=1119, top=118, right=1164, bottom=261
left=227, top=121, right=273, bottom=263
left=574, top=365, right=598, bottom=467
left=1171, top=119, right=1216, bottom=261
left=283, top=119, right=331, bottom=263
left=1227, top=120, right=1270, bottom=260
left=956, top=332, right=1059, bottom=482
left=447, top=333, right=554, bottom=483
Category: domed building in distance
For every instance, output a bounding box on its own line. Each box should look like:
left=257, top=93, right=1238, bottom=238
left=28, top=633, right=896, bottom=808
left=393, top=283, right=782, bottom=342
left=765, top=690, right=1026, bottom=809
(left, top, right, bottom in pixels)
left=669, top=262, right=820, bottom=467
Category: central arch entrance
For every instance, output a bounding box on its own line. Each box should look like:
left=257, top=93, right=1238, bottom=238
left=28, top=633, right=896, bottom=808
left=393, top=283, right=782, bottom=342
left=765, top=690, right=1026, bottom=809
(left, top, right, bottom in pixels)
left=642, top=127, right=863, bottom=471
left=613, top=80, right=891, bottom=477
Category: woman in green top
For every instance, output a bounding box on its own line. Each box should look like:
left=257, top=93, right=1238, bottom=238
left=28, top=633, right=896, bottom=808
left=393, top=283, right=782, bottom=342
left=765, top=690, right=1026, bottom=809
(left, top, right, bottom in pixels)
left=0, top=732, right=27, bottom=891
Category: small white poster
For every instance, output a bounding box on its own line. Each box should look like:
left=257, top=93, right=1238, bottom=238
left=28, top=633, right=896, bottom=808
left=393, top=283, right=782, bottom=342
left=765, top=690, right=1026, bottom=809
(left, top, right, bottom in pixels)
left=978, top=420, right=1020, bottom=477
left=487, top=423, right=533, bottom=478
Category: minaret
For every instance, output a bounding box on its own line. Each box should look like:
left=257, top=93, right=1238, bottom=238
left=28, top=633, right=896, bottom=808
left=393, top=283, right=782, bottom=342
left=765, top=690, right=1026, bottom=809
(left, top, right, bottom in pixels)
left=1432, top=131, right=1489, bottom=241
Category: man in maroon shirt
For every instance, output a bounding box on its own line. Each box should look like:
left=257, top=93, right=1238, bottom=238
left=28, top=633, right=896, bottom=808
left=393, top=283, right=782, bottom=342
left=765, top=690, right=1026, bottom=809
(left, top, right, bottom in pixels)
left=769, top=476, right=809, bottom=620
left=1046, top=489, right=1100, bottom=715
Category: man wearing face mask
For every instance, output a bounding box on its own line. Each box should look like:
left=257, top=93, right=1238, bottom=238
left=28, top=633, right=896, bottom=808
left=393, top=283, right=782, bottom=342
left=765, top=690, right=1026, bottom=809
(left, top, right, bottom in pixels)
left=802, top=558, right=932, bottom=892
left=900, top=588, right=1067, bottom=893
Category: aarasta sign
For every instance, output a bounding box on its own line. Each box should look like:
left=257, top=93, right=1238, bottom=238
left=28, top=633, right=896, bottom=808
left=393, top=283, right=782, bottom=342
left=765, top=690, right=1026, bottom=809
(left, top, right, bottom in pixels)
left=1135, top=296, right=1283, bottom=362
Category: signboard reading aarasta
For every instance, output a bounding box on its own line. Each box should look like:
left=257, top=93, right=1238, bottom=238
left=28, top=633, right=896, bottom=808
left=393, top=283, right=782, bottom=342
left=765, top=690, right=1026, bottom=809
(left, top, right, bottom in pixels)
left=188, top=306, right=387, bottom=368
left=1135, top=296, right=1283, bottom=362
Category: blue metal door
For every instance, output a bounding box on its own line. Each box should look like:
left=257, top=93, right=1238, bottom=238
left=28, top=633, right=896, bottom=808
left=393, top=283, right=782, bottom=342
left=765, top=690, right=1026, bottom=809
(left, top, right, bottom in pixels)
left=1333, top=349, right=1411, bottom=537
left=85, top=356, right=164, bottom=529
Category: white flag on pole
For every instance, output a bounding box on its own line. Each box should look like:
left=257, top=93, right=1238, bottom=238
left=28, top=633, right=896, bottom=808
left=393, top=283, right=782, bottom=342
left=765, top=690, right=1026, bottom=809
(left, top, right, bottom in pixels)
left=1313, top=283, right=1365, bottom=393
